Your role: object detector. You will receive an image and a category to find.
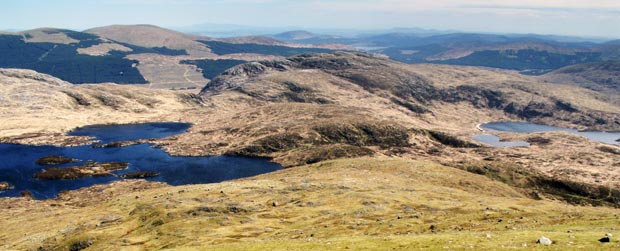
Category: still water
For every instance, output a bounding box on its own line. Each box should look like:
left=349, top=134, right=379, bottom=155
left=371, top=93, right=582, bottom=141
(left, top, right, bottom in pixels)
left=473, top=121, right=620, bottom=147
left=0, top=123, right=281, bottom=199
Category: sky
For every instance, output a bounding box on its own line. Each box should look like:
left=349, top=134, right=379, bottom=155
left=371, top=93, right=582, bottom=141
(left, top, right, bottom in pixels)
left=1, top=0, right=619, bottom=38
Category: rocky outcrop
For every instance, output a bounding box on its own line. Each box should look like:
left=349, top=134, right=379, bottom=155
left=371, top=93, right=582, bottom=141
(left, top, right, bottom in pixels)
left=224, top=121, right=410, bottom=166
left=120, top=171, right=159, bottom=179
left=0, top=68, right=71, bottom=87
left=35, top=155, right=77, bottom=165
left=0, top=182, right=13, bottom=191
left=451, top=160, right=620, bottom=206
left=34, top=162, right=128, bottom=180
left=200, top=52, right=620, bottom=131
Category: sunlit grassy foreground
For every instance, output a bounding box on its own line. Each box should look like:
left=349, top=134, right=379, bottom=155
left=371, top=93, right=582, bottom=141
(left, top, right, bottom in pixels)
left=1, top=157, right=619, bottom=250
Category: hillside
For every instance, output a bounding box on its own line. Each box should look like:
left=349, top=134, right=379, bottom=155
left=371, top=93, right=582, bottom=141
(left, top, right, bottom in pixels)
left=370, top=34, right=603, bottom=74
left=85, top=24, right=213, bottom=57
left=151, top=53, right=620, bottom=188
left=542, top=61, right=620, bottom=95
left=0, top=25, right=347, bottom=89
left=0, top=68, right=199, bottom=144
left=3, top=157, right=620, bottom=250
left=1, top=53, right=620, bottom=250
left=595, top=41, right=620, bottom=60
left=0, top=28, right=192, bottom=84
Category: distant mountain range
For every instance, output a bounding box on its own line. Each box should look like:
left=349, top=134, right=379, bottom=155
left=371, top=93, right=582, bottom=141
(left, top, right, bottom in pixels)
left=0, top=25, right=336, bottom=87
left=1, top=24, right=618, bottom=88
left=267, top=30, right=620, bottom=75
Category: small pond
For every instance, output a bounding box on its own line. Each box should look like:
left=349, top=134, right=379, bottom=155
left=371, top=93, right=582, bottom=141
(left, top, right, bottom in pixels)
left=473, top=121, right=620, bottom=147
left=0, top=122, right=281, bottom=199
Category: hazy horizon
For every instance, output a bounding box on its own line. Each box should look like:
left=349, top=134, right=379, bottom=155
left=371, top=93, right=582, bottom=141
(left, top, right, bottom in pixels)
left=1, top=0, right=619, bottom=39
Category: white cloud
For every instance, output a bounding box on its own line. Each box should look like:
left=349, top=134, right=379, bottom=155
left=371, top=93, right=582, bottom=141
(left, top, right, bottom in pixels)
left=308, top=0, right=620, bottom=13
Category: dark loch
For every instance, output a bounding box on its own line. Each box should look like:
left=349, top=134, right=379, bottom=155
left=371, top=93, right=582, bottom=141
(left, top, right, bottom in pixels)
left=0, top=123, right=281, bottom=199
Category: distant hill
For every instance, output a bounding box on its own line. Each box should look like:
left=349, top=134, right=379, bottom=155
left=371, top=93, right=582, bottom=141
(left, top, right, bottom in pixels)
left=362, top=33, right=609, bottom=74
left=0, top=25, right=343, bottom=87
left=594, top=42, right=620, bottom=60
left=542, top=61, right=620, bottom=94
left=0, top=29, right=158, bottom=84
left=218, top=35, right=285, bottom=45
left=267, top=31, right=615, bottom=74
left=273, top=30, right=319, bottom=41
left=270, top=30, right=350, bottom=45
left=85, top=24, right=213, bottom=56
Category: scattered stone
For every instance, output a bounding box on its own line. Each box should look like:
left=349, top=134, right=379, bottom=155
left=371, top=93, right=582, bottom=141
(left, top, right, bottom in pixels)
left=598, top=146, right=620, bottom=155
left=0, top=181, right=13, bottom=191
left=272, top=201, right=279, bottom=207
left=35, top=155, right=76, bottom=165
left=98, top=216, right=122, bottom=227
left=536, top=236, right=552, bottom=245
left=599, top=233, right=612, bottom=243
left=120, top=171, right=159, bottom=179
left=69, top=238, right=93, bottom=251
left=20, top=190, right=32, bottom=198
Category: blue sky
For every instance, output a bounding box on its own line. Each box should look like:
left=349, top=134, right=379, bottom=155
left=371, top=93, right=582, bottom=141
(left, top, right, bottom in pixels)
left=1, top=0, right=619, bottom=38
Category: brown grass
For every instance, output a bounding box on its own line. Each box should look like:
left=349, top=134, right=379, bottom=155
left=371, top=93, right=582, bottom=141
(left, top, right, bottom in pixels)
left=2, top=158, right=619, bottom=250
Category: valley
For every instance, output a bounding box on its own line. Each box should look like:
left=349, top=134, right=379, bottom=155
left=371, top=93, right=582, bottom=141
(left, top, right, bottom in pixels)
left=1, top=22, right=619, bottom=250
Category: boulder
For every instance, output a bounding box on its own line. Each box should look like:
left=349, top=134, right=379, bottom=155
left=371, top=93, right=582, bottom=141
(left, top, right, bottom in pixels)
left=0, top=181, right=13, bottom=191
left=536, top=236, right=552, bottom=245
left=599, top=233, right=612, bottom=243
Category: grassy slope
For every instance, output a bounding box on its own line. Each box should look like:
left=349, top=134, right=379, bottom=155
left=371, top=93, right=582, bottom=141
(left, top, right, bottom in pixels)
left=2, top=158, right=618, bottom=250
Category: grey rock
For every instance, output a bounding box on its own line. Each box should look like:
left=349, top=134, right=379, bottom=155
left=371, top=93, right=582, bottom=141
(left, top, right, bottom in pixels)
left=536, top=236, right=552, bottom=245
left=0, top=181, right=13, bottom=191
left=98, top=215, right=122, bottom=226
